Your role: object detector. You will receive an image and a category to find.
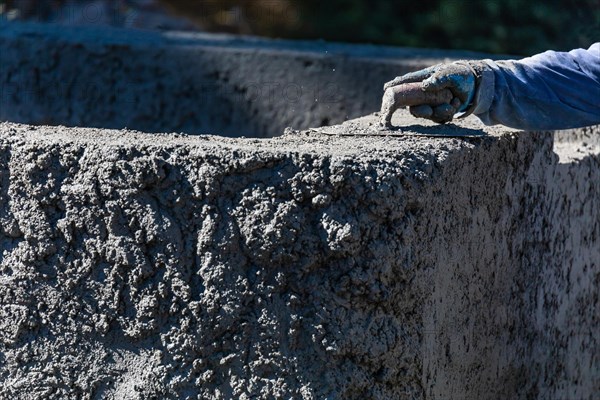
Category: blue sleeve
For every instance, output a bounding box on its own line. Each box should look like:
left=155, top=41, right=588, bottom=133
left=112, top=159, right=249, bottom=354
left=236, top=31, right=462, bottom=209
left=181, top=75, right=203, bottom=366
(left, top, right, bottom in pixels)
left=471, top=43, right=600, bottom=130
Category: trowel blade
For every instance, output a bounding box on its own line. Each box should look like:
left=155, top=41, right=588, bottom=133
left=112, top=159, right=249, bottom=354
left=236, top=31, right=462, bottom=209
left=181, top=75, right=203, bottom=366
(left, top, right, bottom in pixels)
left=307, top=114, right=487, bottom=138
left=309, top=126, right=485, bottom=138
left=309, top=126, right=404, bottom=137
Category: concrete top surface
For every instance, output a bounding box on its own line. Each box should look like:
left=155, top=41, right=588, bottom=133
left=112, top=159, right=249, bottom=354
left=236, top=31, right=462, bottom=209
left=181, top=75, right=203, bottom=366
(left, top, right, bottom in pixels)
left=0, top=112, right=514, bottom=158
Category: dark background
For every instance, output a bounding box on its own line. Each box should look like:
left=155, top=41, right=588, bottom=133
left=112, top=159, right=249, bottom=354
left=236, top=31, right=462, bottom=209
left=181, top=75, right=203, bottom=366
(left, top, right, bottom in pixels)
left=161, top=0, right=599, bottom=55
left=2, top=0, right=599, bottom=55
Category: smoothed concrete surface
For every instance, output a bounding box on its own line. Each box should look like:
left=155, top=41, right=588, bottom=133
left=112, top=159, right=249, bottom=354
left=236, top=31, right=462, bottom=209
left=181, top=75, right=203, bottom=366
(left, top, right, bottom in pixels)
left=0, top=112, right=598, bottom=399
left=0, top=21, right=499, bottom=138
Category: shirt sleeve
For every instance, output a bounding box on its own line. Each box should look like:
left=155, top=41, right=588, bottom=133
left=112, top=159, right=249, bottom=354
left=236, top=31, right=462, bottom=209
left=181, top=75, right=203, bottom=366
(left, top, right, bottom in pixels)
left=470, top=43, right=600, bottom=130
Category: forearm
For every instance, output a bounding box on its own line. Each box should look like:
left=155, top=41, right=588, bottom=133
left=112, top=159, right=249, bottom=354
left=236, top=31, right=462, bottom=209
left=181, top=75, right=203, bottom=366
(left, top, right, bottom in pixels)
left=468, top=43, right=600, bottom=130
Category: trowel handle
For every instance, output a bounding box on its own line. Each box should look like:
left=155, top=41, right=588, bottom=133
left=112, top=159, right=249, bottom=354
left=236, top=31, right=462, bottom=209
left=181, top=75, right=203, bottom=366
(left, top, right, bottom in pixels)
left=389, top=82, right=453, bottom=107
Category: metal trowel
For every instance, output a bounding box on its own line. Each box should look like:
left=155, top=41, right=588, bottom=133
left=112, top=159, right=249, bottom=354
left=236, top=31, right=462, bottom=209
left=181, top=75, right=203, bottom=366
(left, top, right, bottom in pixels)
left=309, top=82, right=486, bottom=138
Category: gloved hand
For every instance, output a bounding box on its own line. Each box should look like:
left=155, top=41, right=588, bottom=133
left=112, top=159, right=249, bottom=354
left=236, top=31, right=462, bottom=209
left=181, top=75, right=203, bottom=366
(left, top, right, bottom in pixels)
left=381, top=62, right=477, bottom=125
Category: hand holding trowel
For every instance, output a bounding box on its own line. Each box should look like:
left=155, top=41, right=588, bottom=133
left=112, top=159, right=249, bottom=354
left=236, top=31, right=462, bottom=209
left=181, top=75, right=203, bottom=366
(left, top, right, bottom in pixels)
left=380, top=62, right=478, bottom=128
left=313, top=62, right=481, bottom=137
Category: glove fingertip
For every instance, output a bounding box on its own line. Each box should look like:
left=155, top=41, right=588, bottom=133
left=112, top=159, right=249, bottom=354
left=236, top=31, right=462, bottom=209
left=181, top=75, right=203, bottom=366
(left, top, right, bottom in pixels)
left=384, top=78, right=401, bottom=91
left=422, top=77, right=440, bottom=91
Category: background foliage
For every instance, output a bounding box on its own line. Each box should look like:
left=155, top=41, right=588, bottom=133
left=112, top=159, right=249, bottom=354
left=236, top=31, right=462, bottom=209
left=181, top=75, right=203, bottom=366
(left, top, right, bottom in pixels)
left=163, top=0, right=599, bottom=55
left=1, top=0, right=598, bottom=55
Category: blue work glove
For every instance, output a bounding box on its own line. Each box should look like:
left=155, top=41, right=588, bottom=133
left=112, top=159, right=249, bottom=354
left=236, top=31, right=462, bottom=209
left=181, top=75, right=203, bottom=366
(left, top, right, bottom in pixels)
left=383, top=62, right=477, bottom=124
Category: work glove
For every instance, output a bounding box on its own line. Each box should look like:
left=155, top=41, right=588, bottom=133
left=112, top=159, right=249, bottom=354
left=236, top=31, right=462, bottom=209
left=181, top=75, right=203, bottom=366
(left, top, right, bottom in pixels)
left=381, top=62, right=477, bottom=125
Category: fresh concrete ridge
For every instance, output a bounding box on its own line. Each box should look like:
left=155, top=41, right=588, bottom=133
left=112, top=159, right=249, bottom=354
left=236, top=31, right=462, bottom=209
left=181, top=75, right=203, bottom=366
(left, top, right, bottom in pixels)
left=0, top=112, right=598, bottom=399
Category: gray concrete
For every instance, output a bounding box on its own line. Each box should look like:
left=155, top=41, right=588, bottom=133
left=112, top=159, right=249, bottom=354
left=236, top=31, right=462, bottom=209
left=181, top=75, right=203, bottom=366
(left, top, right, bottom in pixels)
left=0, top=21, right=497, bottom=138
left=0, top=112, right=598, bottom=399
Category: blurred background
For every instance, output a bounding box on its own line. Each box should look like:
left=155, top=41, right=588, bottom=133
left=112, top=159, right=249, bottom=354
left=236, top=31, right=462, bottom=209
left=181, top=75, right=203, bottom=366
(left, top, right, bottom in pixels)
left=1, top=0, right=598, bottom=55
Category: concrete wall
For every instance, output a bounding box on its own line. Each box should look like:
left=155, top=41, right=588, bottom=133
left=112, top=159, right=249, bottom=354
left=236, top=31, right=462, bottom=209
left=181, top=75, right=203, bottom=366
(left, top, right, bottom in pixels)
left=0, top=21, right=492, bottom=138
left=0, top=112, right=598, bottom=399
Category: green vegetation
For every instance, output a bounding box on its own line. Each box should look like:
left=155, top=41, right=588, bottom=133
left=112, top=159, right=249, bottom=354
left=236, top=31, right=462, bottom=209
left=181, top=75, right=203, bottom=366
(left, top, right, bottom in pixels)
left=2, top=0, right=598, bottom=55
left=165, top=0, right=599, bottom=55
left=295, top=0, right=599, bottom=55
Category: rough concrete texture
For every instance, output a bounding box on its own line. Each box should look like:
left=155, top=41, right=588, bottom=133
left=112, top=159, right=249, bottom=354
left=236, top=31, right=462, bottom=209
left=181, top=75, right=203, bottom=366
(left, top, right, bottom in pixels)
left=0, top=21, right=496, bottom=138
left=0, top=112, right=598, bottom=399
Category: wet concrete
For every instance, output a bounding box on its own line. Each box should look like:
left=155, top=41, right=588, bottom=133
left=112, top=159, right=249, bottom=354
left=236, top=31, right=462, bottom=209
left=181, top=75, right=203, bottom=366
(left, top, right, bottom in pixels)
left=0, top=111, right=598, bottom=399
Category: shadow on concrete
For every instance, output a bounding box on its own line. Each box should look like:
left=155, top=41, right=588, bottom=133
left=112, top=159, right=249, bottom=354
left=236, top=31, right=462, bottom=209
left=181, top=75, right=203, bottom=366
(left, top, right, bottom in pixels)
left=420, top=128, right=600, bottom=399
